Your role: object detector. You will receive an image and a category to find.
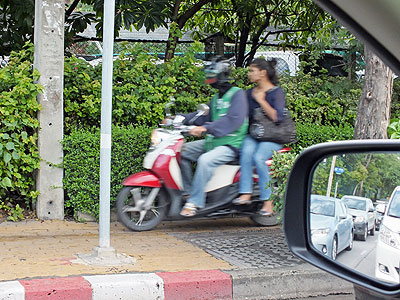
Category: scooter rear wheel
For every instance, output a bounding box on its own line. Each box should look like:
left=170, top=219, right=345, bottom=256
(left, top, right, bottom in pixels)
left=250, top=214, right=280, bottom=226
left=117, top=186, right=168, bottom=231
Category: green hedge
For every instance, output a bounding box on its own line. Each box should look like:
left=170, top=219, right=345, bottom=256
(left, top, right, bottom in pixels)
left=290, top=122, right=354, bottom=153
left=0, top=43, right=41, bottom=210
left=64, top=42, right=211, bottom=133
left=63, top=121, right=354, bottom=219
left=280, top=70, right=361, bottom=127
left=63, top=125, right=152, bottom=219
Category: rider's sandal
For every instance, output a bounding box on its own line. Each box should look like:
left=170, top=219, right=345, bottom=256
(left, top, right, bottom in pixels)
left=232, top=197, right=252, bottom=205
left=180, top=203, right=198, bottom=217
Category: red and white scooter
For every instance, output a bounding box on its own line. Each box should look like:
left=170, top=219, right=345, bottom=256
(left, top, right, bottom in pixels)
left=116, top=104, right=290, bottom=231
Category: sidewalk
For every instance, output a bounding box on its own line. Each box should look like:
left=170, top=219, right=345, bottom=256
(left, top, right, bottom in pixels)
left=0, top=219, right=354, bottom=299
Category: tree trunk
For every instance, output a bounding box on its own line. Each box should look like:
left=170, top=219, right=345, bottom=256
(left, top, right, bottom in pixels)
left=235, top=15, right=251, bottom=67
left=354, top=46, right=393, bottom=139
left=165, top=34, right=179, bottom=61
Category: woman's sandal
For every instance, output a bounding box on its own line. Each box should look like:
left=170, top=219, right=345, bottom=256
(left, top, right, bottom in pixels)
left=180, top=202, right=198, bottom=217
left=232, top=197, right=252, bottom=205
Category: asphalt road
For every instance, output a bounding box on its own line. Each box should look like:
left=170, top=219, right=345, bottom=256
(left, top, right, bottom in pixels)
left=337, top=232, right=379, bottom=279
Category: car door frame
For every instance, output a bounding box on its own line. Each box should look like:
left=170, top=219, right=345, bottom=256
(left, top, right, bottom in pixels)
left=283, top=140, right=400, bottom=297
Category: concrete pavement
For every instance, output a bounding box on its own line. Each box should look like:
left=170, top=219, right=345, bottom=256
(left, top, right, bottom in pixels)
left=0, top=219, right=354, bottom=299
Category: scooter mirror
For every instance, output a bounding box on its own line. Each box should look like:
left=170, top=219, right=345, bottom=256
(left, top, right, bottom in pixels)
left=172, top=115, right=185, bottom=125
left=197, top=103, right=210, bottom=116
left=188, top=104, right=210, bottom=125
left=165, top=102, right=174, bottom=118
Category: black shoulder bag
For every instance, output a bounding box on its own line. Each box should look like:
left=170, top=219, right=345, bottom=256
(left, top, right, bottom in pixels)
left=249, top=107, right=297, bottom=144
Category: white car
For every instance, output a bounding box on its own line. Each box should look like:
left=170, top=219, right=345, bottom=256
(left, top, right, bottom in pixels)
left=341, top=195, right=376, bottom=241
left=375, top=186, right=400, bottom=284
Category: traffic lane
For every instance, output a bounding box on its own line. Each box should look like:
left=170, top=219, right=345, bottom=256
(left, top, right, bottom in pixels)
left=336, top=233, right=378, bottom=278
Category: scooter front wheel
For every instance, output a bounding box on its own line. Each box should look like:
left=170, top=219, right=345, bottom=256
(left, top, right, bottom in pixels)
left=116, top=186, right=168, bottom=231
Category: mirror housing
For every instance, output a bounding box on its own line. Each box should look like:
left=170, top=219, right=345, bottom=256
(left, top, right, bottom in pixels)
left=188, top=104, right=210, bottom=125
left=284, top=140, right=400, bottom=298
left=197, top=103, right=210, bottom=115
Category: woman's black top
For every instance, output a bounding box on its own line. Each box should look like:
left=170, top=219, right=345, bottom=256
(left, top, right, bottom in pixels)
left=247, top=86, right=286, bottom=127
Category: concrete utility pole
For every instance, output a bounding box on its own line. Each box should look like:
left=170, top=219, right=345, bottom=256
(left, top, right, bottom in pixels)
left=34, top=0, right=65, bottom=219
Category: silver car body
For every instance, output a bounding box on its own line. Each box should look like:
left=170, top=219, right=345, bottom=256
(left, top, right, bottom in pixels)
left=341, top=195, right=376, bottom=240
left=310, top=195, right=354, bottom=259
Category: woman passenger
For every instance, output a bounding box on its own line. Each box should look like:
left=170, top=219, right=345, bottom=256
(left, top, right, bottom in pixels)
left=233, top=58, right=286, bottom=216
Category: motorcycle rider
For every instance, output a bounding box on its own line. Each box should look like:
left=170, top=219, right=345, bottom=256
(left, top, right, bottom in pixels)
left=179, top=56, right=248, bottom=217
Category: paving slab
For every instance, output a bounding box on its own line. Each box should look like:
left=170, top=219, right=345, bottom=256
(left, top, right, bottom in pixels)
left=0, top=219, right=354, bottom=299
left=0, top=220, right=232, bottom=282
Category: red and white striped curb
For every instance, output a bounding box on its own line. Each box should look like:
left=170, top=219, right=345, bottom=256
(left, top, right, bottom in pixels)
left=0, top=270, right=232, bottom=300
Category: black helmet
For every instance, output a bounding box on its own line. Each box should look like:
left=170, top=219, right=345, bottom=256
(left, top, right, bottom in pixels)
left=204, top=56, right=231, bottom=85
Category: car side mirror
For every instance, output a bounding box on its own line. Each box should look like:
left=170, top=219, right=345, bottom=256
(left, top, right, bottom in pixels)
left=284, top=140, right=400, bottom=298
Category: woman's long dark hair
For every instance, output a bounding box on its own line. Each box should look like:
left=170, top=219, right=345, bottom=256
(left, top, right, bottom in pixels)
left=250, top=57, right=279, bottom=85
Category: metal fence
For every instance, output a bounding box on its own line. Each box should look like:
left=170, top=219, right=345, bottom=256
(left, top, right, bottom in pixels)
left=66, top=40, right=301, bottom=75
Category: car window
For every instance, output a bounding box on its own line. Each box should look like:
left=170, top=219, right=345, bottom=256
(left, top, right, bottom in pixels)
left=387, top=190, right=400, bottom=218
left=342, top=198, right=366, bottom=211
left=336, top=201, right=344, bottom=216
left=310, top=198, right=335, bottom=217
left=339, top=202, right=348, bottom=215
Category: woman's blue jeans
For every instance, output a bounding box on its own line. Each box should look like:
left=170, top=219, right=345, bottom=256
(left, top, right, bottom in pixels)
left=239, top=135, right=282, bottom=200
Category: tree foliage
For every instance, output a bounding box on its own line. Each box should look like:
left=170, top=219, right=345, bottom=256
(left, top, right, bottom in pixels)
left=186, top=0, right=332, bottom=66
left=0, top=0, right=35, bottom=55
left=0, top=43, right=41, bottom=209
left=312, top=153, right=400, bottom=201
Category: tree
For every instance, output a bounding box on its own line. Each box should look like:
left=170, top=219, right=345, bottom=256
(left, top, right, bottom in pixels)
left=163, top=0, right=216, bottom=61
left=188, top=0, right=330, bottom=67
left=354, top=46, right=393, bottom=139
left=312, top=153, right=400, bottom=200
left=0, top=0, right=35, bottom=55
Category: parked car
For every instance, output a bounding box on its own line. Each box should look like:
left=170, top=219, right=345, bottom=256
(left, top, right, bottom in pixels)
left=253, top=51, right=300, bottom=76
left=341, top=195, right=376, bottom=241
left=375, top=186, right=400, bottom=284
left=310, top=195, right=354, bottom=260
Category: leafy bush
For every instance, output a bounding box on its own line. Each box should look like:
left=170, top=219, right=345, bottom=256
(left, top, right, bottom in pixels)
left=267, top=121, right=354, bottom=215
left=280, top=69, right=361, bottom=127
left=388, top=118, right=400, bottom=139
left=268, top=150, right=299, bottom=214
left=63, top=125, right=152, bottom=219
left=63, top=42, right=211, bottom=133
left=391, top=78, right=400, bottom=120
left=289, top=122, right=354, bottom=153
left=0, top=43, right=41, bottom=213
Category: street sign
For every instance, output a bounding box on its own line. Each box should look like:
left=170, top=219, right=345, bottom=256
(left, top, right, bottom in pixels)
left=334, top=167, right=344, bottom=174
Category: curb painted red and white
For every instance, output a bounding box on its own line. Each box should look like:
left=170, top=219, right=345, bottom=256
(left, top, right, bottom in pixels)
left=0, top=270, right=232, bottom=300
